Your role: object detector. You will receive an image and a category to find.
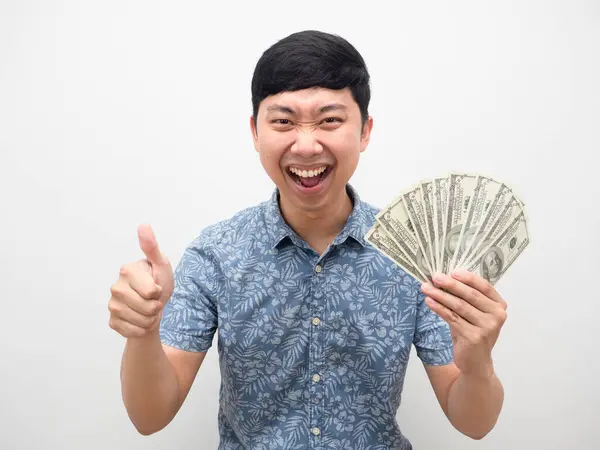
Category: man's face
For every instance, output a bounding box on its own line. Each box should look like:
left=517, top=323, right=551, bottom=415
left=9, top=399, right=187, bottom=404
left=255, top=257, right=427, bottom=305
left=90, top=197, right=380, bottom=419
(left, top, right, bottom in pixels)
left=251, top=87, right=372, bottom=214
left=484, top=251, right=502, bottom=277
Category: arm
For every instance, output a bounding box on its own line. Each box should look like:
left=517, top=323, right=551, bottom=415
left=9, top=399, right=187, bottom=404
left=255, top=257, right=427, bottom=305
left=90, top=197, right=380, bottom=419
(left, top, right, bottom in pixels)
left=425, top=362, right=504, bottom=440
left=121, top=333, right=206, bottom=435
left=109, top=224, right=213, bottom=435
left=420, top=269, right=508, bottom=439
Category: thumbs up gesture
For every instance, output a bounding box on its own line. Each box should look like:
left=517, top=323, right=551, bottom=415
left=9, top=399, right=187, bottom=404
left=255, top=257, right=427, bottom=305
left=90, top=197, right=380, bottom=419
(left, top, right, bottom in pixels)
left=109, top=225, right=175, bottom=338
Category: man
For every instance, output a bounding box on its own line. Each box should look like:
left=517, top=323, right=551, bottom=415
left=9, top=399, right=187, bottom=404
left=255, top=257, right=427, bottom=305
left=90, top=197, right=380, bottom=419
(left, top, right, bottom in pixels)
left=108, top=30, right=508, bottom=449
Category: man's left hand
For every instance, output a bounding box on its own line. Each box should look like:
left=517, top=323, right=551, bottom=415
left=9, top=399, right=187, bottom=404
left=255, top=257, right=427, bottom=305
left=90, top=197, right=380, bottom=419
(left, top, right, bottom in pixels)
left=421, top=268, right=508, bottom=379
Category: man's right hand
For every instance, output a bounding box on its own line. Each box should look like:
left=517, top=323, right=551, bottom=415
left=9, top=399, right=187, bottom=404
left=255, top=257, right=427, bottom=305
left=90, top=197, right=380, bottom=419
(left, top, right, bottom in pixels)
left=109, top=224, right=175, bottom=338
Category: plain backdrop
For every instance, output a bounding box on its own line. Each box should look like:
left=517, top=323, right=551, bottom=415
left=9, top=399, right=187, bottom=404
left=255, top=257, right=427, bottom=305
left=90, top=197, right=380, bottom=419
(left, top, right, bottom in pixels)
left=1, top=1, right=599, bottom=449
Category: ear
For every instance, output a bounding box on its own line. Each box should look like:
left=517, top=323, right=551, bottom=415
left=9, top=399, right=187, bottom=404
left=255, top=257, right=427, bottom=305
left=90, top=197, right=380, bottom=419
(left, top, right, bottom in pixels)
left=360, top=116, right=374, bottom=153
left=250, top=115, right=260, bottom=153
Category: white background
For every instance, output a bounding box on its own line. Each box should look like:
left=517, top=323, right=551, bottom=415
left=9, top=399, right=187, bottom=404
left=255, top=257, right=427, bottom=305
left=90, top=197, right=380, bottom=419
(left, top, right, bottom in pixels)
left=1, top=1, right=599, bottom=449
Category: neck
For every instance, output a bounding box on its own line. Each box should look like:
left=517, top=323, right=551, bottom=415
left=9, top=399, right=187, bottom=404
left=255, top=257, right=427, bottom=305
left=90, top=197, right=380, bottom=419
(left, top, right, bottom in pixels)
left=279, top=187, right=354, bottom=254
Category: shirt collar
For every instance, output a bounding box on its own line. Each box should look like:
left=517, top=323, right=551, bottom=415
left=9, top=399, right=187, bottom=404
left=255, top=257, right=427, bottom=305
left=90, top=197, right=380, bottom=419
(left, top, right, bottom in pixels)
left=264, top=184, right=372, bottom=249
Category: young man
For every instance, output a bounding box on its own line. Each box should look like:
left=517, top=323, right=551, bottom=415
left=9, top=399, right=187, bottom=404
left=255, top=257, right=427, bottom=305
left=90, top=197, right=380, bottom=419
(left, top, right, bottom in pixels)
left=108, top=30, right=507, bottom=449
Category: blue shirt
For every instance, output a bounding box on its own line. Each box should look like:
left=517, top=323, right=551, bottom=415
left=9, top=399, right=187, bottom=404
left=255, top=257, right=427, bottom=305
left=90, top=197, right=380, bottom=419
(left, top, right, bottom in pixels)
left=160, top=185, right=454, bottom=450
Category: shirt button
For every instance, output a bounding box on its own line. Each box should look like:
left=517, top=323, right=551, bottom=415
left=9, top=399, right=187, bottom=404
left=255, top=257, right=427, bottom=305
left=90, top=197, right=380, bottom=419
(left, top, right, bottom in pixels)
left=311, top=427, right=321, bottom=436
left=315, top=264, right=322, bottom=273
left=312, top=317, right=321, bottom=326
left=312, top=373, right=321, bottom=383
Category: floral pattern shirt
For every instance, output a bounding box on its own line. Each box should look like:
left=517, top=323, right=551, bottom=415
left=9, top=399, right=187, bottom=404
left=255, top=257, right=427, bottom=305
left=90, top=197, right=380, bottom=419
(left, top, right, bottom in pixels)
left=160, top=185, right=454, bottom=449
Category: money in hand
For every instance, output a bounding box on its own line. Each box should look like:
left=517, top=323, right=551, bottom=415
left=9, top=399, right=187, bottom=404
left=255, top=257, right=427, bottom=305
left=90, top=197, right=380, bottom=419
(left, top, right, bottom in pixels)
left=365, top=173, right=529, bottom=285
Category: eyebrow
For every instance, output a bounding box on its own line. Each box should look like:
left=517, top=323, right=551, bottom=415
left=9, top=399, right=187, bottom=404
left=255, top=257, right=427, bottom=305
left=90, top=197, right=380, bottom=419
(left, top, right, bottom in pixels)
left=266, top=103, right=348, bottom=114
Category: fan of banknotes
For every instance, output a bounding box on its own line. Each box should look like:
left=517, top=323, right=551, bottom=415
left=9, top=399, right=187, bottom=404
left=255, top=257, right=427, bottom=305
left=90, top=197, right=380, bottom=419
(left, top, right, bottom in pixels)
left=365, top=173, right=529, bottom=285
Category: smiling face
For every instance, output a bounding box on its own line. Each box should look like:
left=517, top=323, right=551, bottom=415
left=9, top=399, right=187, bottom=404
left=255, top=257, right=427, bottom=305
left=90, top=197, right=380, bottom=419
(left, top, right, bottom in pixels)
left=251, top=87, right=373, bottom=217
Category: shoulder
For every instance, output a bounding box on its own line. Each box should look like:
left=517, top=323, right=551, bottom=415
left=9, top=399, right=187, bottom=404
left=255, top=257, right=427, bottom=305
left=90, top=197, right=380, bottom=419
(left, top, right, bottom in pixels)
left=359, top=199, right=382, bottom=221
left=173, top=202, right=267, bottom=281
left=354, top=197, right=383, bottom=238
left=185, top=201, right=267, bottom=256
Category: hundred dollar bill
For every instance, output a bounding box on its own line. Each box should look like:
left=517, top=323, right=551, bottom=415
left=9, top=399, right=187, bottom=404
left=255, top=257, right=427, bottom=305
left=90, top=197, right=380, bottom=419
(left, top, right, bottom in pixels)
left=464, top=194, right=525, bottom=267
left=401, top=184, right=435, bottom=274
left=365, top=223, right=427, bottom=282
left=439, top=173, right=478, bottom=274
left=465, top=210, right=529, bottom=285
left=432, top=175, right=450, bottom=272
left=420, top=180, right=437, bottom=273
left=455, top=183, right=513, bottom=268
left=450, top=176, right=504, bottom=270
left=375, top=196, right=432, bottom=280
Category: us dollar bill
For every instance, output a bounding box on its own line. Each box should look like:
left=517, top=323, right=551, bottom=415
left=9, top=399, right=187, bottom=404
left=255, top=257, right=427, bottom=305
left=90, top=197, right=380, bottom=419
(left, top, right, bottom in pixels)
left=365, top=222, right=427, bottom=282
left=419, top=180, right=437, bottom=273
left=464, top=194, right=525, bottom=267
left=401, top=184, right=434, bottom=274
left=450, top=176, right=504, bottom=270
left=455, top=182, right=513, bottom=268
left=375, top=196, right=432, bottom=280
left=432, top=176, right=450, bottom=273
left=466, top=210, right=529, bottom=285
left=440, top=173, right=478, bottom=274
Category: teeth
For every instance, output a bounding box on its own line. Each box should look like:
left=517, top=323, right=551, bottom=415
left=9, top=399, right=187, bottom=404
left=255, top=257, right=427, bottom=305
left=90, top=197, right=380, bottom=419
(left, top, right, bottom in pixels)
left=289, top=166, right=327, bottom=178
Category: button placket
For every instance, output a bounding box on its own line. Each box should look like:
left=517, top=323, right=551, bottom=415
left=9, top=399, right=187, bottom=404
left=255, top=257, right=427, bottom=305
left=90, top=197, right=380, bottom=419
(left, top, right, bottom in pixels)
left=310, top=258, right=326, bottom=444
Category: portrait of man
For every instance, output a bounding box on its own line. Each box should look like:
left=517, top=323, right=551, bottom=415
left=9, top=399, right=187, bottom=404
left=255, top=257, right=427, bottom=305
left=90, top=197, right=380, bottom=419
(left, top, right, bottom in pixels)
left=481, top=247, right=504, bottom=284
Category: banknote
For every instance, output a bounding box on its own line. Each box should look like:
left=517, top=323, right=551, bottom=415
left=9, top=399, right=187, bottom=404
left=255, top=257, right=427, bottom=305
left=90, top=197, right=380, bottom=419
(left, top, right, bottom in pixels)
left=364, top=222, right=427, bottom=283
left=401, top=184, right=435, bottom=274
left=432, top=176, right=450, bottom=272
left=439, top=173, right=478, bottom=275
left=365, top=172, right=529, bottom=285
left=465, top=210, right=529, bottom=285
left=419, top=180, right=437, bottom=272
left=463, top=194, right=525, bottom=268
left=375, top=196, right=432, bottom=280
left=450, top=175, right=505, bottom=270
left=455, top=182, right=514, bottom=268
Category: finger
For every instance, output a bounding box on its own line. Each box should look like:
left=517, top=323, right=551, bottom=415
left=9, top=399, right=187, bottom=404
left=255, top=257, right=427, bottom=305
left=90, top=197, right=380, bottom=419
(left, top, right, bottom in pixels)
left=108, top=298, right=160, bottom=329
left=431, top=273, right=498, bottom=314
left=451, top=268, right=507, bottom=309
left=138, top=224, right=169, bottom=267
left=119, top=261, right=163, bottom=300
left=422, top=282, right=485, bottom=326
left=110, top=280, right=163, bottom=316
left=109, top=317, right=147, bottom=338
left=424, top=296, right=476, bottom=335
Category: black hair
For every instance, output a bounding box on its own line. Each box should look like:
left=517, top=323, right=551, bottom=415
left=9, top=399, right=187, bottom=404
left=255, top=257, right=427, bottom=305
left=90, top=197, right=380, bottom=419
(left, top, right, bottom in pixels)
left=251, top=30, right=371, bottom=130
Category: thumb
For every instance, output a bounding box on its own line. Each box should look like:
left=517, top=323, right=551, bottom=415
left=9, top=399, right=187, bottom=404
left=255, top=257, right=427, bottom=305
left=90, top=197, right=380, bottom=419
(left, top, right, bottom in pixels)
left=138, top=224, right=169, bottom=267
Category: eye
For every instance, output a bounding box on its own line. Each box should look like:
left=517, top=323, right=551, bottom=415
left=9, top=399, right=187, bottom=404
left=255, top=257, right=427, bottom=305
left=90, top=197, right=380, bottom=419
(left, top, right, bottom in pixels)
left=322, top=117, right=343, bottom=124
left=272, top=119, right=291, bottom=125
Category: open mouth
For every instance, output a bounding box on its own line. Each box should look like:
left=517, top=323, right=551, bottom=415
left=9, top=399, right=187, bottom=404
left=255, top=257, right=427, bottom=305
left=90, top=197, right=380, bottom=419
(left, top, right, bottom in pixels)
left=287, top=165, right=332, bottom=189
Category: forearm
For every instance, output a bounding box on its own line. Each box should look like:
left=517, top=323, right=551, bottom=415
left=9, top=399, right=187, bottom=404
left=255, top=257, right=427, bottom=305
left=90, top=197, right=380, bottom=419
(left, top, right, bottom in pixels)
left=121, top=331, right=180, bottom=435
left=447, top=369, right=504, bottom=440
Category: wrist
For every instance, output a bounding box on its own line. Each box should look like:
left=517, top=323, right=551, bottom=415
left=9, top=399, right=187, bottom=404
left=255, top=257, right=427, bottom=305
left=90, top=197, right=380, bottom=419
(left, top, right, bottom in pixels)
left=461, top=359, right=495, bottom=382
left=128, top=328, right=161, bottom=348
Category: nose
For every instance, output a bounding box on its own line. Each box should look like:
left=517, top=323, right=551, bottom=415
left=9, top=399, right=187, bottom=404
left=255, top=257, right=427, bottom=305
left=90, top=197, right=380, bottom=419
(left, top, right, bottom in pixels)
left=290, top=129, right=324, bottom=157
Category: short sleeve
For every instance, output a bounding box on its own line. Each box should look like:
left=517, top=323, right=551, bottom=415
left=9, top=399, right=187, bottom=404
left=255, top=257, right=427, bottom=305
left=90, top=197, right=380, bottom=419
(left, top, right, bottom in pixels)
left=413, top=291, right=454, bottom=365
left=160, top=240, right=220, bottom=353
